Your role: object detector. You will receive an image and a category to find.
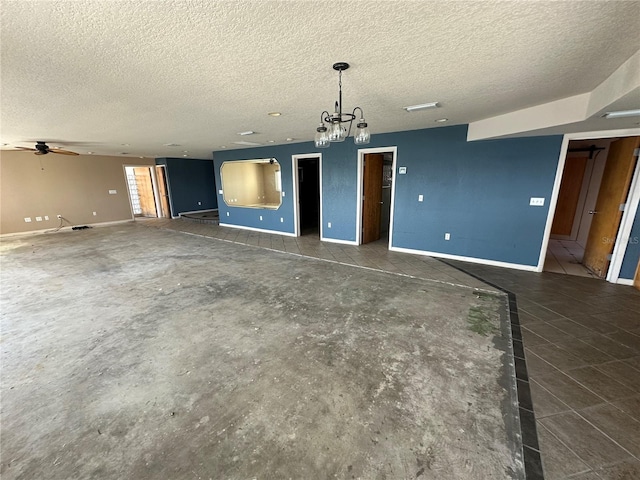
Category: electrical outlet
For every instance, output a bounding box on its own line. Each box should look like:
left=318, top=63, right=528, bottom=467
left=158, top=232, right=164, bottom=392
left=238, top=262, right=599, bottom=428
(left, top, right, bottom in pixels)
left=92, top=211, right=97, bottom=216
left=529, top=197, right=545, bottom=206
left=226, top=212, right=229, bottom=217
left=35, top=216, right=43, bottom=222
left=198, top=201, right=201, bottom=206
left=218, top=190, right=223, bottom=195
left=445, top=233, right=451, bottom=240
left=108, top=189, right=117, bottom=194
left=418, top=194, right=424, bottom=202
left=44, top=216, right=49, bottom=221
left=259, top=215, right=263, bottom=221
left=282, top=191, right=285, bottom=197
left=328, top=222, right=332, bottom=228
left=24, top=217, right=32, bottom=223
left=280, top=217, right=283, bottom=223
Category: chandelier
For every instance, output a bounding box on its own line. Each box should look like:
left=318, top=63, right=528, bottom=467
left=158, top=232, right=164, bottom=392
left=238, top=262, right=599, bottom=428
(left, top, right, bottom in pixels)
left=314, top=62, right=370, bottom=148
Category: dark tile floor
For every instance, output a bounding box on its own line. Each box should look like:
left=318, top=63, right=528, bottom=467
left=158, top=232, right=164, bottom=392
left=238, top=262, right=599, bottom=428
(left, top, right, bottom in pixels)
left=142, top=218, right=640, bottom=480
left=446, top=261, right=640, bottom=480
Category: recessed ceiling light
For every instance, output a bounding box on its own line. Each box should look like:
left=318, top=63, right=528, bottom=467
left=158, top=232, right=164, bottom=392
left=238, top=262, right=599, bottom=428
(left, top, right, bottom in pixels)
left=435, top=118, right=448, bottom=123
left=183, top=154, right=188, bottom=157
left=237, top=131, right=255, bottom=136
left=602, top=109, right=640, bottom=119
left=164, top=143, right=181, bottom=147
left=87, top=151, right=94, bottom=154
left=121, top=143, right=130, bottom=146
left=139, top=156, right=144, bottom=158
left=268, top=112, right=281, bottom=117
left=182, top=150, right=188, bottom=153
left=220, top=145, right=227, bottom=149
left=233, top=141, right=262, bottom=146
left=267, top=140, right=275, bottom=143
left=403, top=102, right=439, bottom=112
left=120, top=152, right=129, bottom=155
left=286, top=138, right=294, bottom=142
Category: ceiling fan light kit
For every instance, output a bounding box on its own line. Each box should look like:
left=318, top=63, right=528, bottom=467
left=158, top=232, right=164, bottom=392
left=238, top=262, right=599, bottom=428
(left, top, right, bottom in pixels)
left=314, top=62, right=370, bottom=149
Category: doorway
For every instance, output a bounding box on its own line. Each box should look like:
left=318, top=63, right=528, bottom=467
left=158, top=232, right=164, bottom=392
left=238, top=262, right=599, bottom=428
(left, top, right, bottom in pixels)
left=124, top=166, right=160, bottom=219
left=293, top=154, right=322, bottom=237
left=545, top=136, right=640, bottom=280
left=357, top=147, right=397, bottom=245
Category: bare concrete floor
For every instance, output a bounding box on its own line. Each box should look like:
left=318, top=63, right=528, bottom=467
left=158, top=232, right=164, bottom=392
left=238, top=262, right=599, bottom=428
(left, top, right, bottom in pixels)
left=1, top=224, right=522, bottom=479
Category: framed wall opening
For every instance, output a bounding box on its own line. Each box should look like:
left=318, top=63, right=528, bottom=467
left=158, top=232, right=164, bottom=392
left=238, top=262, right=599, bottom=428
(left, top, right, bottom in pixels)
left=292, top=153, right=323, bottom=238
left=540, top=129, right=640, bottom=284
left=123, top=165, right=162, bottom=219
left=356, top=147, right=398, bottom=246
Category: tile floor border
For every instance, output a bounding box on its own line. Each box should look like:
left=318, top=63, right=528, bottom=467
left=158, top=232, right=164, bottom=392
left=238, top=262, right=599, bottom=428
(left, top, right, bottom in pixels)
left=439, top=259, right=544, bottom=480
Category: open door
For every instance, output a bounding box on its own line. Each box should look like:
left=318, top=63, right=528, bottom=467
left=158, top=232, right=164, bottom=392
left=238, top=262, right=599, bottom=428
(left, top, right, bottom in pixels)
left=583, top=137, right=640, bottom=278
left=551, top=156, right=588, bottom=236
left=133, top=167, right=158, bottom=218
left=362, top=153, right=384, bottom=244
left=155, top=166, right=172, bottom=218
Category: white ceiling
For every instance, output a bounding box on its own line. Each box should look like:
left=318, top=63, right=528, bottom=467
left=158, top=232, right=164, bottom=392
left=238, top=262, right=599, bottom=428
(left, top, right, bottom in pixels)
left=1, top=0, right=639, bottom=159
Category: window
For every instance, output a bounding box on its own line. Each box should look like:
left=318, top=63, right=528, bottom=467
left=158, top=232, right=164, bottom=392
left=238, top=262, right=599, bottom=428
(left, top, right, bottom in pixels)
left=220, top=158, right=282, bottom=209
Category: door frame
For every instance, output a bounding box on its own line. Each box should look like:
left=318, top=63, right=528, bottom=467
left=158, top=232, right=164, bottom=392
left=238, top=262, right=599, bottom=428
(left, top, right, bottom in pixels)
left=122, top=164, right=162, bottom=220
left=155, top=164, right=175, bottom=218
left=538, top=128, right=640, bottom=283
left=356, top=146, right=398, bottom=246
left=291, top=153, right=323, bottom=238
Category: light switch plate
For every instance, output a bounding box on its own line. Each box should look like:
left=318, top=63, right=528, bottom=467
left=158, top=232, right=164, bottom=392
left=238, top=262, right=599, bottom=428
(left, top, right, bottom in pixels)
left=398, top=167, right=407, bottom=174
left=418, top=194, right=424, bottom=202
left=530, top=197, right=545, bottom=206
left=218, top=189, right=223, bottom=195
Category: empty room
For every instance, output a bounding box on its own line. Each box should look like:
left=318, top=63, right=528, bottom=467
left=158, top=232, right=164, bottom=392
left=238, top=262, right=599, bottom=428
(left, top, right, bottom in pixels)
left=2, top=1, right=640, bottom=479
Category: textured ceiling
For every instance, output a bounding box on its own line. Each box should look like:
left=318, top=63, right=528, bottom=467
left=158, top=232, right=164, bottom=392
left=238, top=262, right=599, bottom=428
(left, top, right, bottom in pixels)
left=1, top=0, right=639, bottom=158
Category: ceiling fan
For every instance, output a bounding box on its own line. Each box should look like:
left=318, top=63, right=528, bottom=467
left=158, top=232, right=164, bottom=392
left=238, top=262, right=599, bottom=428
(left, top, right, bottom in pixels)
left=15, top=141, right=79, bottom=156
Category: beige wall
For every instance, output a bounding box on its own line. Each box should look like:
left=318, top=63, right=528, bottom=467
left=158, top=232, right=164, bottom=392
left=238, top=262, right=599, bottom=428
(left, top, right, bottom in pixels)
left=0, top=151, right=155, bottom=234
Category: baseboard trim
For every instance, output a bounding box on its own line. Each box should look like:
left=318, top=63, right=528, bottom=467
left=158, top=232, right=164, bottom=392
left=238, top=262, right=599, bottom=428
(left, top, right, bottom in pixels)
left=616, top=278, right=634, bottom=286
left=390, top=246, right=538, bottom=272
left=0, top=219, right=134, bottom=238
left=219, top=223, right=297, bottom=237
left=320, top=237, right=358, bottom=246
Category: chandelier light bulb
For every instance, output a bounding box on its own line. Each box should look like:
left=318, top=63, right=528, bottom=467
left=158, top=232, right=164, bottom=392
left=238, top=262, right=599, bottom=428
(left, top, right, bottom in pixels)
left=354, top=118, right=370, bottom=145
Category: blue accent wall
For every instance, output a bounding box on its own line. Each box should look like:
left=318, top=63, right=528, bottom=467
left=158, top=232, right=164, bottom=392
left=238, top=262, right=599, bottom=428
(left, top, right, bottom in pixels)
left=156, top=158, right=217, bottom=215
left=213, top=125, right=564, bottom=266
left=619, top=206, right=640, bottom=280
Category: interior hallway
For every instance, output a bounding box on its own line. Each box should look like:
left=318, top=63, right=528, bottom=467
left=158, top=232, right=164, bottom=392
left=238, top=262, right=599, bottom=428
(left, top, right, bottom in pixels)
left=146, top=218, right=640, bottom=480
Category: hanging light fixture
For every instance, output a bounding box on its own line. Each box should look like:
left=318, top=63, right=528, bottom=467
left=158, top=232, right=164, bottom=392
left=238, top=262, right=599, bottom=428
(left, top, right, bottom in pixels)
left=315, top=62, right=370, bottom=148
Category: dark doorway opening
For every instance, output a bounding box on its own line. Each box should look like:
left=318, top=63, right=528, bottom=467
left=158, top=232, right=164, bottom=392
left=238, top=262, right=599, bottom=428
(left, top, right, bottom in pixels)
left=297, top=157, right=320, bottom=236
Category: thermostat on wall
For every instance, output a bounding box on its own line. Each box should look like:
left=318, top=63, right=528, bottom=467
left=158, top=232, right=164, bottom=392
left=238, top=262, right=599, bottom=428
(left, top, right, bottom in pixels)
left=398, top=167, right=407, bottom=174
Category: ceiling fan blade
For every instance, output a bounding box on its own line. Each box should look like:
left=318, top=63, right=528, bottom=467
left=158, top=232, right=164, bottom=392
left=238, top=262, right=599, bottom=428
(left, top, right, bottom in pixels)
left=34, top=151, right=47, bottom=155
left=50, top=148, right=79, bottom=156
left=14, top=146, right=37, bottom=151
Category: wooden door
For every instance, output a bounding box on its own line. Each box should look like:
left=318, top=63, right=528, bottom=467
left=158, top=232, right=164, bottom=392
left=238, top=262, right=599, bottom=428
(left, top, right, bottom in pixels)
left=362, top=154, right=384, bottom=244
left=155, top=166, right=171, bottom=218
left=634, top=258, right=640, bottom=291
left=133, top=167, right=157, bottom=218
left=551, top=156, right=588, bottom=236
left=583, top=137, right=640, bottom=278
